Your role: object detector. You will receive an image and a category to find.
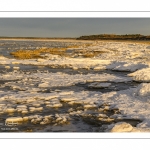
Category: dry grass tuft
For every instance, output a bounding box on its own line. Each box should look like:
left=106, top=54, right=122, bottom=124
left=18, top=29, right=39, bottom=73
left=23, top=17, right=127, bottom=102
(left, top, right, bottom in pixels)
left=10, top=50, right=43, bottom=59
left=10, top=43, right=102, bottom=59
left=10, top=47, right=70, bottom=59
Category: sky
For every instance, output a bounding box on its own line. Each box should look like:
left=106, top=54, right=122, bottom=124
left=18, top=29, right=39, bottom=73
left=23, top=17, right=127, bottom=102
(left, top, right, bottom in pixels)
left=0, top=18, right=150, bottom=37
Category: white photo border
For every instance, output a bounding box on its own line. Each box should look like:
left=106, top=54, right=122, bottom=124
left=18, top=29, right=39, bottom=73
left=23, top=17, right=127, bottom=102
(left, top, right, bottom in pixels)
left=0, top=2, right=150, bottom=139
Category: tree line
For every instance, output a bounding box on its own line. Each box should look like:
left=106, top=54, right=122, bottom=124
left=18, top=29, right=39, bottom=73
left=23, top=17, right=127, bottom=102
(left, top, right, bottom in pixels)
left=76, top=34, right=150, bottom=40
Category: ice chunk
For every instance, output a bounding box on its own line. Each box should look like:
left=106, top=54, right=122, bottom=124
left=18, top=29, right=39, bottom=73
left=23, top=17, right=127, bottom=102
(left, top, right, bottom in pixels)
left=12, top=61, right=20, bottom=64
left=83, top=104, right=97, bottom=109
left=16, top=105, right=27, bottom=109
left=44, top=95, right=58, bottom=100
left=23, top=117, right=29, bottom=121
left=0, top=104, right=6, bottom=107
left=21, top=110, right=28, bottom=114
left=37, top=59, right=45, bottom=62
left=0, top=56, right=7, bottom=60
left=59, top=91, right=74, bottom=95
left=60, top=97, right=77, bottom=102
left=45, top=101, right=50, bottom=104
left=32, top=103, right=41, bottom=107
left=29, top=107, right=43, bottom=112
left=5, top=66, right=10, bottom=69
left=31, top=117, right=43, bottom=124
left=110, top=122, right=133, bottom=132
left=97, top=114, right=108, bottom=118
left=93, top=66, right=106, bottom=70
left=40, top=118, right=50, bottom=125
left=107, top=61, right=148, bottom=72
left=26, top=99, right=36, bottom=103
left=136, top=83, right=150, bottom=97
left=13, top=67, right=19, bottom=70
left=38, top=82, right=49, bottom=88
left=5, top=117, right=23, bottom=126
left=52, top=103, right=63, bottom=108
left=29, top=107, right=35, bottom=110
left=128, top=68, right=150, bottom=82
left=5, top=108, right=16, bottom=113
left=17, top=108, right=28, bottom=111
left=35, top=107, right=43, bottom=111
left=29, top=107, right=35, bottom=112
left=56, top=117, right=62, bottom=122
left=72, top=67, right=78, bottom=70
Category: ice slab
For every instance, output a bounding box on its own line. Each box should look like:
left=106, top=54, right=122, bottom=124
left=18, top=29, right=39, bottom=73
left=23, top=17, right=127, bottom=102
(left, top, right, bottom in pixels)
left=109, top=122, right=133, bottom=132
left=107, top=61, right=148, bottom=72
left=128, top=68, right=150, bottom=82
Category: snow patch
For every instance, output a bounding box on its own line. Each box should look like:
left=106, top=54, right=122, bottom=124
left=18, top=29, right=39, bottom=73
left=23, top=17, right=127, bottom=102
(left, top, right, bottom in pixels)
left=107, top=61, right=148, bottom=72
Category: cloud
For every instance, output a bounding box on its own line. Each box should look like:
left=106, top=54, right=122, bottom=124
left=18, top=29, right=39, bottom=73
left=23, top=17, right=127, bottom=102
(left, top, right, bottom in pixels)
left=0, top=18, right=149, bottom=37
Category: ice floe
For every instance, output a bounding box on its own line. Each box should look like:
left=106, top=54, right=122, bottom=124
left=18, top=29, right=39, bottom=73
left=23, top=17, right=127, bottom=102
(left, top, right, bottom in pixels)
left=135, top=83, right=150, bottom=97
left=5, top=117, right=23, bottom=126
left=128, top=68, right=150, bottom=82
left=107, top=61, right=148, bottom=72
left=109, top=122, right=134, bottom=132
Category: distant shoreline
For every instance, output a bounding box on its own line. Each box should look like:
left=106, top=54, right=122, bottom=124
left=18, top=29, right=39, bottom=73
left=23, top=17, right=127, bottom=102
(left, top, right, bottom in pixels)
left=0, top=37, right=76, bottom=39
left=1, top=34, right=150, bottom=41
left=1, top=36, right=150, bottom=44
left=77, top=34, right=150, bottom=41
left=0, top=37, right=78, bottom=42
left=0, top=37, right=76, bottom=40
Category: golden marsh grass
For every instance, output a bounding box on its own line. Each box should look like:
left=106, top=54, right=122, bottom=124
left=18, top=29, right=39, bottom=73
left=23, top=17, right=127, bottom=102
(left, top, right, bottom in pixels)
left=10, top=43, right=104, bottom=59
left=10, top=47, right=75, bottom=59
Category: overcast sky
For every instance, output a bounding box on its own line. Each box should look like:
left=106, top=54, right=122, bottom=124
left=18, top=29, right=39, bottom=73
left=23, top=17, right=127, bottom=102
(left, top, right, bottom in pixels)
left=0, top=18, right=150, bottom=37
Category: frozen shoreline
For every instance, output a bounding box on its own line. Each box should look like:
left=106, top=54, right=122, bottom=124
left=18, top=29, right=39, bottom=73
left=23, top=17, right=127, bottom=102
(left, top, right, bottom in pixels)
left=1, top=40, right=150, bottom=132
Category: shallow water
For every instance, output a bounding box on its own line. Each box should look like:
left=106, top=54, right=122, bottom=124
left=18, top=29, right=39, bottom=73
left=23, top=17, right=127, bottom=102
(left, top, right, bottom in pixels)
left=0, top=40, right=84, bottom=58
left=0, top=40, right=142, bottom=132
left=0, top=64, right=141, bottom=132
